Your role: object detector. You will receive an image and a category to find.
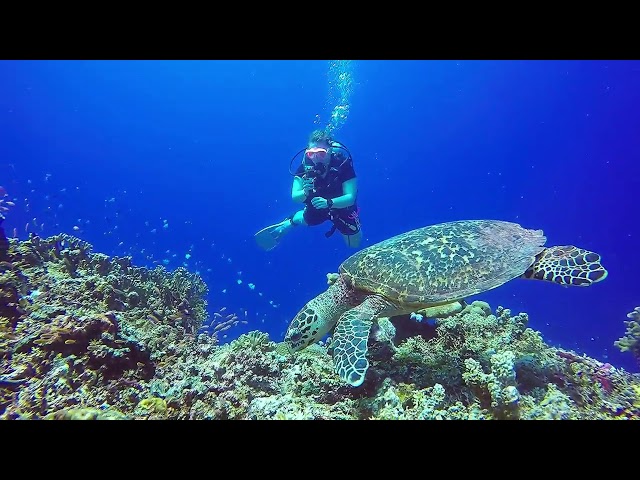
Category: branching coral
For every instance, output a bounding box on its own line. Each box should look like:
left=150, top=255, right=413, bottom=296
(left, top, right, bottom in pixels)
left=462, top=351, right=520, bottom=419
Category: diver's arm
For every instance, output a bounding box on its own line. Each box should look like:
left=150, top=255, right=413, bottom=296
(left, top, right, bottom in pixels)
left=291, top=176, right=308, bottom=203
left=328, top=177, right=358, bottom=208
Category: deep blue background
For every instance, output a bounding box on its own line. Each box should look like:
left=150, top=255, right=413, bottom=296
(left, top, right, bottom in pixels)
left=1, top=60, right=638, bottom=371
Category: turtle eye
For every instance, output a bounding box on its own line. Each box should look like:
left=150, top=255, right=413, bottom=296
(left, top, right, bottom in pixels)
left=290, top=331, right=302, bottom=343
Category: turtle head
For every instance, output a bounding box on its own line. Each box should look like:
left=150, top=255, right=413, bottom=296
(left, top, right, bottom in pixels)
left=279, top=278, right=352, bottom=354
left=280, top=305, right=334, bottom=354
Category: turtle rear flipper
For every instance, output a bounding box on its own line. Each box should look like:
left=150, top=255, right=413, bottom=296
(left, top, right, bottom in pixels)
left=332, top=295, right=393, bottom=387
left=523, top=245, right=608, bottom=286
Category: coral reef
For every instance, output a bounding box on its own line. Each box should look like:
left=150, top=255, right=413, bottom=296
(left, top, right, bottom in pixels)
left=0, top=233, right=211, bottom=418
left=615, top=307, right=640, bottom=364
left=1, top=234, right=639, bottom=420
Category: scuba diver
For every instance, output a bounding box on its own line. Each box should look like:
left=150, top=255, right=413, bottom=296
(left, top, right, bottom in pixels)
left=254, top=129, right=362, bottom=251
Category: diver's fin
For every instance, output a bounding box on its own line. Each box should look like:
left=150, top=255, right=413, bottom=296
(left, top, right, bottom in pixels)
left=254, top=222, right=285, bottom=251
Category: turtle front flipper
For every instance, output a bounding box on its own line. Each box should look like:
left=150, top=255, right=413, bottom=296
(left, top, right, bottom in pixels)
left=332, top=295, right=396, bottom=387
left=522, top=245, right=608, bottom=286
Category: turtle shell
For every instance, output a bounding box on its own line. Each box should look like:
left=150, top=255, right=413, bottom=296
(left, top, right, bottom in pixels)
left=339, top=219, right=546, bottom=306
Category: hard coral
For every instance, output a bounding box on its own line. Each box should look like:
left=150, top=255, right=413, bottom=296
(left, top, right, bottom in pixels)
left=615, top=307, right=640, bottom=362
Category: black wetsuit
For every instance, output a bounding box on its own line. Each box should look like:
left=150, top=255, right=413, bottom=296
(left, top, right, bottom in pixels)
left=295, top=151, right=361, bottom=236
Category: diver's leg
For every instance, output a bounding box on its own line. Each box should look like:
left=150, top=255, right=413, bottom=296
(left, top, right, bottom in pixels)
left=335, top=205, right=362, bottom=248
left=292, top=210, right=307, bottom=226
left=272, top=209, right=307, bottom=239
left=342, top=230, right=362, bottom=248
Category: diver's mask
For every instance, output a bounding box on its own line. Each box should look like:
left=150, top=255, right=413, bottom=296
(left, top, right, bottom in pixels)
left=289, top=140, right=352, bottom=178
left=303, top=147, right=330, bottom=178
left=305, top=147, right=329, bottom=162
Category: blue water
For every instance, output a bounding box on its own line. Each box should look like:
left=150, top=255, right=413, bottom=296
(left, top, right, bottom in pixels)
left=1, top=60, right=638, bottom=372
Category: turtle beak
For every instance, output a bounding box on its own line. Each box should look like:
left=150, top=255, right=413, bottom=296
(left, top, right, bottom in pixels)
left=281, top=327, right=308, bottom=352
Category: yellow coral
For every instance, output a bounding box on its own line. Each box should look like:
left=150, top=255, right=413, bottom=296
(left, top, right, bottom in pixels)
left=632, top=384, right=640, bottom=408
left=395, top=383, right=416, bottom=405
left=138, top=397, right=167, bottom=414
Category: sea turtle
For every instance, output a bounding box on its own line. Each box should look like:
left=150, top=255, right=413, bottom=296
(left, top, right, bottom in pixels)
left=277, top=219, right=608, bottom=387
